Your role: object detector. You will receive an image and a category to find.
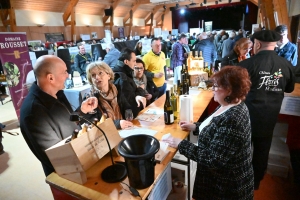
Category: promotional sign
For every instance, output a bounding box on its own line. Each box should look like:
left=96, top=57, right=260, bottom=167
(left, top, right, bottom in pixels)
left=0, top=32, right=34, bottom=119
left=204, top=21, right=213, bottom=32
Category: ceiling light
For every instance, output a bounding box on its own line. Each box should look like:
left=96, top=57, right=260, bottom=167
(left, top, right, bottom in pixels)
left=203, top=0, right=207, bottom=4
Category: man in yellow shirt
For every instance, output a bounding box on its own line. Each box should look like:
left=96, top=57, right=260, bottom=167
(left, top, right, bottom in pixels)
left=143, top=38, right=166, bottom=97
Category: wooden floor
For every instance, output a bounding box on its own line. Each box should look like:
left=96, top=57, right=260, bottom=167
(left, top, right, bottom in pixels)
left=254, top=174, right=300, bottom=200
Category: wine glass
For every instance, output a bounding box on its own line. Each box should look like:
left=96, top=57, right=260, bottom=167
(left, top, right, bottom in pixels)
left=125, top=109, right=133, bottom=122
left=87, top=88, right=98, bottom=114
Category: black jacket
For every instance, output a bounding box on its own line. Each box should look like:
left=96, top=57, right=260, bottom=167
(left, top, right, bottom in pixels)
left=146, top=76, right=159, bottom=104
left=113, top=61, right=146, bottom=118
left=20, top=82, right=79, bottom=176
left=238, top=51, right=295, bottom=137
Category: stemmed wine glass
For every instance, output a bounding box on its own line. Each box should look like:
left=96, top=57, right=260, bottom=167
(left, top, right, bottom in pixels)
left=87, top=87, right=98, bottom=114
left=125, top=109, right=133, bottom=122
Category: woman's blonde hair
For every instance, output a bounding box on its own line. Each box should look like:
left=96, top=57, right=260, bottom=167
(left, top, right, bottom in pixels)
left=234, top=38, right=253, bottom=55
left=86, top=61, right=114, bottom=85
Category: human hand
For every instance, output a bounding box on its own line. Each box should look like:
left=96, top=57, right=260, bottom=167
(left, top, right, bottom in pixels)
left=81, top=97, right=98, bottom=113
left=179, top=121, right=196, bottom=131
left=135, top=95, right=146, bottom=108
left=120, top=120, right=133, bottom=129
left=144, top=93, right=152, bottom=100
left=154, top=72, right=164, bottom=78
left=161, top=135, right=182, bottom=148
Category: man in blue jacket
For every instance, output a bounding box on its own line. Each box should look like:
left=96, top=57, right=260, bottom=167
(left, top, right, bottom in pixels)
left=103, top=43, right=120, bottom=68
left=274, top=25, right=298, bottom=67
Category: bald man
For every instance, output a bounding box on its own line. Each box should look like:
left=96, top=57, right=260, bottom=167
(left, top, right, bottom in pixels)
left=20, top=55, right=97, bottom=176
left=238, top=30, right=295, bottom=190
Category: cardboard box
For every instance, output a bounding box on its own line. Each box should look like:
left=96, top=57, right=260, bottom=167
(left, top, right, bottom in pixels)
left=45, top=118, right=122, bottom=184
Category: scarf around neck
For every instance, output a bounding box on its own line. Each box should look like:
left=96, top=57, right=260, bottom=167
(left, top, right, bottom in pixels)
left=96, top=82, right=122, bottom=120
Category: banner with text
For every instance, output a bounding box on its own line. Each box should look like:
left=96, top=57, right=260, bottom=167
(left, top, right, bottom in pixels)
left=0, top=32, right=34, bottom=119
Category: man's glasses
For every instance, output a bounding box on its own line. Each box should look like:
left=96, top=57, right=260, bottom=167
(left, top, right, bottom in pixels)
left=134, top=67, right=144, bottom=71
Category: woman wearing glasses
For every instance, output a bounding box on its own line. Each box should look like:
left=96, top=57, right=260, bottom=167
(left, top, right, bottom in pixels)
left=133, top=58, right=159, bottom=105
left=80, top=61, right=133, bottom=129
left=162, top=66, right=254, bottom=199
left=221, top=38, right=253, bottom=67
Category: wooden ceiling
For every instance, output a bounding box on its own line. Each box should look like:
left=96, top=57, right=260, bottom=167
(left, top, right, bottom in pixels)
left=10, top=0, right=258, bottom=19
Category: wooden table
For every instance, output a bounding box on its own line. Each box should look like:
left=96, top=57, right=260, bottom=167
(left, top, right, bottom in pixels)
left=46, top=89, right=214, bottom=200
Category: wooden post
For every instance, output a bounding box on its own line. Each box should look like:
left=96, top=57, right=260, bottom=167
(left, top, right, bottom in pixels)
left=149, top=13, right=154, bottom=37
left=272, top=0, right=290, bottom=36
left=261, top=0, right=276, bottom=30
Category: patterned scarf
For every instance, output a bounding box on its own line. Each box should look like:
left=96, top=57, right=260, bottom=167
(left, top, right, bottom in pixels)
left=96, top=83, right=122, bottom=120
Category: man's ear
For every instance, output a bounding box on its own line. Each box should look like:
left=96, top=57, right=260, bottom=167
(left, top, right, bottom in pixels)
left=124, top=59, right=128, bottom=65
left=47, top=74, right=54, bottom=82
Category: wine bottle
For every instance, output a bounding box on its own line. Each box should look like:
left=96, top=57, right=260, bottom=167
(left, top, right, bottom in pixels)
left=182, top=74, right=189, bottom=95
left=170, top=87, right=177, bottom=113
left=199, top=51, right=204, bottom=71
left=164, top=90, right=174, bottom=125
left=187, top=52, right=193, bottom=72
left=177, top=80, right=183, bottom=95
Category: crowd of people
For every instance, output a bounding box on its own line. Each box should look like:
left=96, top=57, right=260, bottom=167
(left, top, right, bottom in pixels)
left=16, top=24, right=299, bottom=200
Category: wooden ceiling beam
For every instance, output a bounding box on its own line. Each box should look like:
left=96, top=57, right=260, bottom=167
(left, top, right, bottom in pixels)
left=0, top=1, right=17, bottom=32
left=145, top=5, right=163, bottom=24
left=123, top=2, right=141, bottom=24
left=62, top=0, right=79, bottom=24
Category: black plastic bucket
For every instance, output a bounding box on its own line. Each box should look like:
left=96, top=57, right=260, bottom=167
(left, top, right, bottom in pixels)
left=118, top=134, right=160, bottom=189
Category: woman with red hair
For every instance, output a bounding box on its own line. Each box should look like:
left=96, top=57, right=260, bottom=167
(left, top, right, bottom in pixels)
left=163, top=66, right=254, bottom=199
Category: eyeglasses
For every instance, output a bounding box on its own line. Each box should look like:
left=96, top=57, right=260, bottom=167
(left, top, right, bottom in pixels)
left=243, top=48, right=252, bottom=51
left=134, top=67, right=144, bottom=71
left=212, top=84, right=221, bottom=91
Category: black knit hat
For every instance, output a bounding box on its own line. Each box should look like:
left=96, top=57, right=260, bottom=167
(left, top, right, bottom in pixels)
left=252, top=30, right=281, bottom=42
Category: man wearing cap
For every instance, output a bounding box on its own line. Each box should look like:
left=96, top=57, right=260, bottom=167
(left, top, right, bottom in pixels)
left=238, top=30, right=295, bottom=190
left=274, top=25, right=298, bottom=67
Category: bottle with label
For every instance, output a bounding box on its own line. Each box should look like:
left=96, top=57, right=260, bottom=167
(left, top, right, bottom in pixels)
left=204, top=62, right=210, bottom=75
left=170, top=87, right=177, bottom=114
left=187, top=52, right=193, bottom=72
left=164, top=90, right=174, bottom=125
left=199, top=51, right=204, bottom=71
left=181, top=64, right=188, bottom=82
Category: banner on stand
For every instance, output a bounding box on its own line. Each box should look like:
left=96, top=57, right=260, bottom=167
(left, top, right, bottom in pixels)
left=0, top=32, right=34, bottom=119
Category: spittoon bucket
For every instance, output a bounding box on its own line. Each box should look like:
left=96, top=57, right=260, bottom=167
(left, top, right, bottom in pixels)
left=118, top=134, right=160, bottom=189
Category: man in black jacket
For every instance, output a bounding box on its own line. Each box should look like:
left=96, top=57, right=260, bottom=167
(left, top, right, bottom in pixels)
left=20, top=55, right=97, bottom=176
left=113, top=48, right=146, bottom=118
left=238, top=30, right=295, bottom=190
